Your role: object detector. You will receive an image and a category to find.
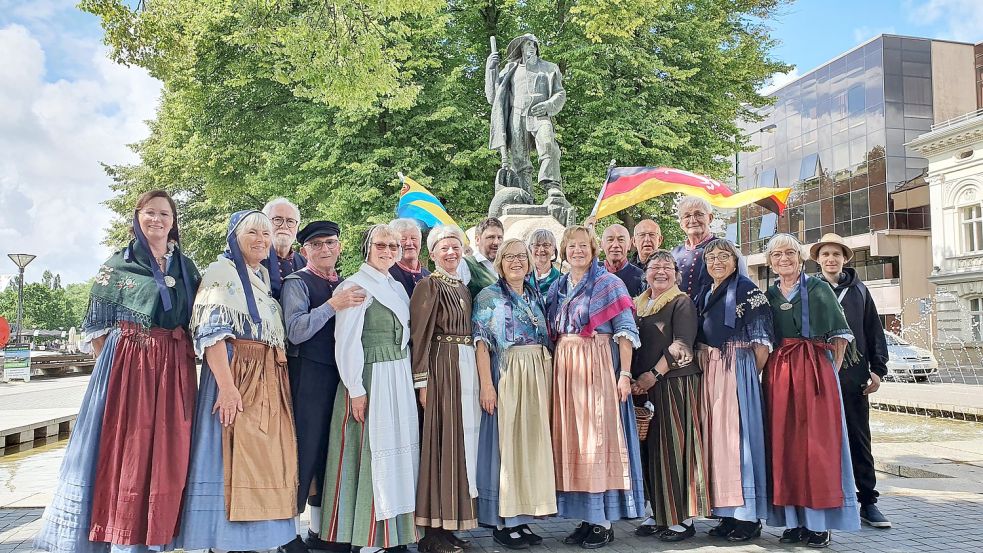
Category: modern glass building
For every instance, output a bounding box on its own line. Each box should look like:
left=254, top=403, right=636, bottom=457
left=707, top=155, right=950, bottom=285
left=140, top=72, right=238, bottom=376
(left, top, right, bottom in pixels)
left=730, top=34, right=979, bottom=329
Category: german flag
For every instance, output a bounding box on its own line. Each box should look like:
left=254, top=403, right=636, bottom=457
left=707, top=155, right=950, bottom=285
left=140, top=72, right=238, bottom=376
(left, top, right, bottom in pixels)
left=592, top=166, right=791, bottom=219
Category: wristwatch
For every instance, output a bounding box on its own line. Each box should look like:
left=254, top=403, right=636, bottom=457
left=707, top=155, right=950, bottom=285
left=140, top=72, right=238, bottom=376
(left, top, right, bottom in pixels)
left=652, top=370, right=665, bottom=382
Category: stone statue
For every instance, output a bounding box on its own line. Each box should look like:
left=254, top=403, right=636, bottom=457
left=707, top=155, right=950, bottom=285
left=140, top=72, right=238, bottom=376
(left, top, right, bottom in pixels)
left=486, top=34, right=566, bottom=196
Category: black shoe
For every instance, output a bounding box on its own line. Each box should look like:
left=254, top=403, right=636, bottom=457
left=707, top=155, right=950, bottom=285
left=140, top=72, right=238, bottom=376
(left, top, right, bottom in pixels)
left=493, top=527, right=529, bottom=550
left=305, top=530, right=350, bottom=552
left=634, top=524, right=667, bottom=537
left=780, top=527, right=807, bottom=544
left=860, top=504, right=892, bottom=528
left=658, top=524, right=694, bottom=542
left=707, top=517, right=736, bottom=538
left=445, top=533, right=471, bottom=549
left=279, top=537, right=309, bottom=553
left=581, top=525, right=614, bottom=549
left=386, top=547, right=408, bottom=553
left=806, top=530, right=831, bottom=548
left=563, top=522, right=591, bottom=545
left=516, top=525, right=543, bottom=546
left=727, top=521, right=761, bottom=542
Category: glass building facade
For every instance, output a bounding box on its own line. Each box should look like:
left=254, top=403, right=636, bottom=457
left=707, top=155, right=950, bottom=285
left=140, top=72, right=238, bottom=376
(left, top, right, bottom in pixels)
left=731, top=35, right=945, bottom=257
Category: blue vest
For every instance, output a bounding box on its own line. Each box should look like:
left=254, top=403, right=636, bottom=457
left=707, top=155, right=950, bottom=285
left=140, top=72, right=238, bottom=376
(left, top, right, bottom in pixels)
left=289, top=270, right=341, bottom=365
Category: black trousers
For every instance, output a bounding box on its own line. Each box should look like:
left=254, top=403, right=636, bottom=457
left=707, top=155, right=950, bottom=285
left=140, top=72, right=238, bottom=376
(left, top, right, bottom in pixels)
left=839, top=373, right=879, bottom=505
left=288, top=356, right=341, bottom=513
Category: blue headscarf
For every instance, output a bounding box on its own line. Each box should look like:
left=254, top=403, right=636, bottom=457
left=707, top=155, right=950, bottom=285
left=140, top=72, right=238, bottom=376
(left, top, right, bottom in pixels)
left=126, top=210, right=196, bottom=314
left=221, top=210, right=277, bottom=325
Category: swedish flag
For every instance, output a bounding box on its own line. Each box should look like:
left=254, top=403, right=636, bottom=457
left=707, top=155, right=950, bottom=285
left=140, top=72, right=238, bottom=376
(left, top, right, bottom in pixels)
left=396, top=175, right=461, bottom=230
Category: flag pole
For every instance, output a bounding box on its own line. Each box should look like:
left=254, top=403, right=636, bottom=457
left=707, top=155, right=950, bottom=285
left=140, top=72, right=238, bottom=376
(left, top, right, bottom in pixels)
left=397, top=171, right=406, bottom=184
left=589, top=159, right=617, bottom=220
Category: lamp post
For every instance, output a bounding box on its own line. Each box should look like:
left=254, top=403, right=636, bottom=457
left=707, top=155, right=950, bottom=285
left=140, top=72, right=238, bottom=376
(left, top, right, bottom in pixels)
left=7, top=254, right=36, bottom=345
left=734, top=123, right=778, bottom=246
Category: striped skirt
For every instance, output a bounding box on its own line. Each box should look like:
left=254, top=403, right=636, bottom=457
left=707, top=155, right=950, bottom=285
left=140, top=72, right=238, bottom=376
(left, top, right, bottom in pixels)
left=645, top=373, right=711, bottom=526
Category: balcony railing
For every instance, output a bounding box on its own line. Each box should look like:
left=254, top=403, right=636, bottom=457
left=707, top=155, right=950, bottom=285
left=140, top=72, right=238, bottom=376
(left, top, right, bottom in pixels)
left=931, top=108, right=983, bottom=131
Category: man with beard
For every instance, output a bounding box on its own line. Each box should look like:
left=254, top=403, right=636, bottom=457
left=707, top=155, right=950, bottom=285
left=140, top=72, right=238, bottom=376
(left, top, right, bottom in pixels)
left=263, top=197, right=307, bottom=299
left=459, top=217, right=504, bottom=298
left=812, top=233, right=891, bottom=530
left=280, top=221, right=368, bottom=551
left=390, top=218, right=431, bottom=297
left=602, top=224, right=644, bottom=297
left=630, top=219, right=664, bottom=270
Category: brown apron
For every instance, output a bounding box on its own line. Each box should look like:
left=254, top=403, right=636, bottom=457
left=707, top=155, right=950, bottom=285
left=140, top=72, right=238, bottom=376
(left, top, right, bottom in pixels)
left=223, top=339, right=298, bottom=521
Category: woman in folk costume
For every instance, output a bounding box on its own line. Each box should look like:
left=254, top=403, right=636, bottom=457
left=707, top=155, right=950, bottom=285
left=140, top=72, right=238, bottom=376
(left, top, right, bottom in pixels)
left=629, top=250, right=709, bottom=543
left=320, top=224, right=420, bottom=550
left=763, top=233, right=860, bottom=549
left=171, top=210, right=302, bottom=553
left=35, top=191, right=200, bottom=553
left=411, top=225, right=482, bottom=553
left=545, top=225, right=645, bottom=550
left=694, top=239, right=772, bottom=543
left=526, top=228, right=562, bottom=296
left=472, top=238, right=556, bottom=549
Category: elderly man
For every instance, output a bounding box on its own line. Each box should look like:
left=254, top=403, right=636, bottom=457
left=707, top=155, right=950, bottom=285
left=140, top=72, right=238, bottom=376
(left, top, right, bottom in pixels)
left=630, top=219, right=664, bottom=270
left=459, top=217, right=504, bottom=298
left=812, top=233, right=891, bottom=530
left=671, top=198, right=715, bottom=300
left=281, top=221, right=366, bottom=551
left=263, top=197, right=307, bottom=299
left=390, top=218, right=431, bottom=297
left=602, top=224, right=644, bottom=297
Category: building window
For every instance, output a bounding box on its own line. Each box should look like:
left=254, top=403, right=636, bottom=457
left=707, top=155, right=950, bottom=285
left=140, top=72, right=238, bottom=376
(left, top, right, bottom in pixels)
left=970, top=298, right=983, bottom=342
left=963, top=204, right=983, bottom=253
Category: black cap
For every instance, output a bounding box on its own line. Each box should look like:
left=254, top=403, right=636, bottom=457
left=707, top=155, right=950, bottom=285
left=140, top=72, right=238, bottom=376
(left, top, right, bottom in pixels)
left=297, top=220, right=341, bottom=244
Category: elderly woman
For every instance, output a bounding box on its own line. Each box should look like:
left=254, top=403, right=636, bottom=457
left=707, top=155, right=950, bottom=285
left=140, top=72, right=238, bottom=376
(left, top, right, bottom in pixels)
left=695, top=239, right=773, bottom=542
left=320, top=224, right=420, bottom=549
left=390, top=218, right=431, bottom=297
left=411, top=225, right=481, bottom=553
left=629, top=250, right=709, bottom=543
left=546, top=225, right=645, bottom=549
left=527, top=228, right=562, bottom=295
left=36, top=191, right=200, bottom=553
left=763, top=233, right=860, bottom=548
left=473, top=238, right=556, bottom=549
left=672, top=197, right=716, bottom=300
left=172, top=210, right=302, bottom=553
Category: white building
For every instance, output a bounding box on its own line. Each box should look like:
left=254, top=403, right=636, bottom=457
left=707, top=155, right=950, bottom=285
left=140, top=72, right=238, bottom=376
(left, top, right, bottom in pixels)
left=907, top=109, right=983, bottom=343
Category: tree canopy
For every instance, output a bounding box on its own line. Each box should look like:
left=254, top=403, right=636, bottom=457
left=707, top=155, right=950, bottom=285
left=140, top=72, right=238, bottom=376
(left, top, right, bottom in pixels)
left=0, top=276, right=90, bottom=331
left=84, top=0, right=790, bottom=273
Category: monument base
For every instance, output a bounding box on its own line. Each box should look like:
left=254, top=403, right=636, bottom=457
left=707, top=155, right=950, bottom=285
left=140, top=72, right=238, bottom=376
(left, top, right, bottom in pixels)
left=466, top=205, right=566, bottom=246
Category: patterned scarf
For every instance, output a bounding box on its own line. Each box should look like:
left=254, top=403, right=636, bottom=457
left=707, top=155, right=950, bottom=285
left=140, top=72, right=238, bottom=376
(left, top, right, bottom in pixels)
left=547, top=260, right=635, bottom=338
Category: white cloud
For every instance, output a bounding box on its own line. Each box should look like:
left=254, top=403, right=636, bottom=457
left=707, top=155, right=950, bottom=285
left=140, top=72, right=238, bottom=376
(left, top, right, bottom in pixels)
left=0, top=23, right=161, bottom=284
left=759, top=68, right=801, bottom=96
left=908, top=0, right=983, bottom=42
left=852, top=26, right=897, bottom=44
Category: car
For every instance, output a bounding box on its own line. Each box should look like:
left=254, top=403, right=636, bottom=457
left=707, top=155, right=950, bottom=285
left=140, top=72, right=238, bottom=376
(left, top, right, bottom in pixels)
left=883, top=331, right=938, bottom=382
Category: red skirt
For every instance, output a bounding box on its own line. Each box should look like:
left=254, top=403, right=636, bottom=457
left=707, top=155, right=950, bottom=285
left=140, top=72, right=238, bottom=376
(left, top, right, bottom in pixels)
left=764, top=338, right=844, bottom=510
left=88, top=322, right=197, bottom=545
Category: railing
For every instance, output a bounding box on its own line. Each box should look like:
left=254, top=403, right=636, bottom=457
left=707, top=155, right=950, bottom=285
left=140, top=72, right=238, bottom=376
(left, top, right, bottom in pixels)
left=931, top=108, right=983, bottom=131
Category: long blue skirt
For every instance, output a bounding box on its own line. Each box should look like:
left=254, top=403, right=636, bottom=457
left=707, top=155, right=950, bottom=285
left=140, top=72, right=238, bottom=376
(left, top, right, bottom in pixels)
left=766, top=351, right=861, bottom=532
left=712, top=346, right=769, bottom=523
left=555, top=339, right=645, bottom=524
left=34, top=331, right=155, bottom=553
left=168, top=348, right=296, bottom=551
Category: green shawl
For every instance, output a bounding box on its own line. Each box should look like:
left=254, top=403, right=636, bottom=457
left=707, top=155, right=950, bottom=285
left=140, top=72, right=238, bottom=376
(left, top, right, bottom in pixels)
left=766, top=274, right=858, bottom=362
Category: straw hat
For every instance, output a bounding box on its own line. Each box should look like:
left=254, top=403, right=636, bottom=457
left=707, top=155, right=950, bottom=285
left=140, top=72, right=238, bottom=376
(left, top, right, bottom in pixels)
left=809, top=232, right=854, bottom=262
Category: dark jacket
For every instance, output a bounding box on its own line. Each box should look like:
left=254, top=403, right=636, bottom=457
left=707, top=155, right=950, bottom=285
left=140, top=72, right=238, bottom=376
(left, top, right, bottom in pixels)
left=821, top=268, right=889, bottom=386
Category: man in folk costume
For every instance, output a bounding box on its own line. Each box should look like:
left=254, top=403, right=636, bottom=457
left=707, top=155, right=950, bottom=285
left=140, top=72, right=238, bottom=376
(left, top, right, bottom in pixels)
left=629, top=219, right=664, bottom=271
left=811, top=233, right=891, bottom=529
left=601, top=223, right=645, bottom=297
left=281, top=221, right=368, bottom=550
left=263, top=197, right=307, bottom=299
left=671, top=198, right=715, bottom=301
left=390, top=218, right=431, bottom=297
left=458, top=217, right=503, bottom=299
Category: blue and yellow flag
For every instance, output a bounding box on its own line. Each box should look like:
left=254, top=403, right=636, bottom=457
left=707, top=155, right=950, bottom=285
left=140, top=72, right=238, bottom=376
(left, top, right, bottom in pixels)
left=396, top=175, right=462, bottom=230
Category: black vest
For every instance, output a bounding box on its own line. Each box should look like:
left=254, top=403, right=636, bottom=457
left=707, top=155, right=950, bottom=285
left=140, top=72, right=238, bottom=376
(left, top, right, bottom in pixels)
left=288, top=270, right=341, bottom=365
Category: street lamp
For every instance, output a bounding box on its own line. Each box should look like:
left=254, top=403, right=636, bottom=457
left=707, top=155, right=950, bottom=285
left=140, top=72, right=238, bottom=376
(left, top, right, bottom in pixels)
left=7, top=253, right=36, bottom=345
left=734, top=123, right=778, bottom=246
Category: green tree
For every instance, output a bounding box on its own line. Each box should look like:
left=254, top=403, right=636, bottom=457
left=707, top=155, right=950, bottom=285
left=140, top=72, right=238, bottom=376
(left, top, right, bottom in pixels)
left=0, top=282, right=76, bottom=331
left=86, top=0, right=790, bottom=270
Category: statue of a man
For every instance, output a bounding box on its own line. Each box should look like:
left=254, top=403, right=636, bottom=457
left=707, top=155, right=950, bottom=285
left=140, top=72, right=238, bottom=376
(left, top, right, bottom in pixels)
left=486, top=34, right=566, bottom=196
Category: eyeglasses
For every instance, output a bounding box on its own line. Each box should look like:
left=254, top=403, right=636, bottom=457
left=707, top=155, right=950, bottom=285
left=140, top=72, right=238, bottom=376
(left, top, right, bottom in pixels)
left=139, top=209, right=173, bottom=220
left=373, top=242, right=400, bottom=252
left=271, top=216, right=298, bottom=229
left=769, top=250, right=800, bottom=260
left=503, top=253, right=529, bottom=263
left=705, top=253, right=733, bottom=264
left=635, top=232, right=660, bottom=240
left=681, top=211, right=708, bottom=220
left=646, top=265, right=675, bottom=273
left=305, top=239, right=339, bottom=250
left=532, top=243, right=554, bottom=250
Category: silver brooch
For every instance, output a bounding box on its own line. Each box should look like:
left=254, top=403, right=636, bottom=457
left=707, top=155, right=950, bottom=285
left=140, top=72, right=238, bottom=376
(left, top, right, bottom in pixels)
left=163, top=275, right=176, bottom=288
left=780, top=302, right=792, bottom=311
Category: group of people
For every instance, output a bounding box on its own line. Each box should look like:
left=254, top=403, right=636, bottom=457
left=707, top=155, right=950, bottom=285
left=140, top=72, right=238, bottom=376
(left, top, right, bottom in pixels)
left=34, top=190, right=890, bottom=553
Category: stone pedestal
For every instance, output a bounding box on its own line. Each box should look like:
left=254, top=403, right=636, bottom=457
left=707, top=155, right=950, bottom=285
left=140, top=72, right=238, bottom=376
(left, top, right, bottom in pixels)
left=466, top=204, right=567, bottom=246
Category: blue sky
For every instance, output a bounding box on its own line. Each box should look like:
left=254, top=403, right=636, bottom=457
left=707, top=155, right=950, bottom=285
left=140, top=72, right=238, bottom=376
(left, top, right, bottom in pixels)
left=0, top=0, right=980, bottom=284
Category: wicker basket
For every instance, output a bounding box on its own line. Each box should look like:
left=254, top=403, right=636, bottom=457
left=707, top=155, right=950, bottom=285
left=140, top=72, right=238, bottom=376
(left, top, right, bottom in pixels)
left=634, top=405, right=653, bottom=441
